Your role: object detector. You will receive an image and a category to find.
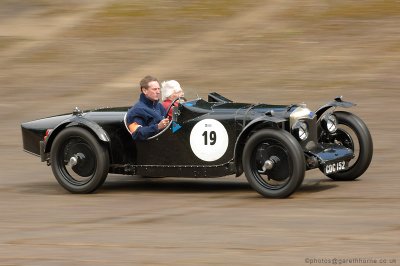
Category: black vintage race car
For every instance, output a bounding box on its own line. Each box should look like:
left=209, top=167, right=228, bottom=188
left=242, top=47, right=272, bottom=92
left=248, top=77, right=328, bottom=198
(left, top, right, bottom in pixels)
left=21, top=92, right=373, bottom=198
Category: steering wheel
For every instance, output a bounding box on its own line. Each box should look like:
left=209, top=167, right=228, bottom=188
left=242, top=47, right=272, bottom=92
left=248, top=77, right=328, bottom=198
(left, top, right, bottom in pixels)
left=165, top=97, right=185, bottom=118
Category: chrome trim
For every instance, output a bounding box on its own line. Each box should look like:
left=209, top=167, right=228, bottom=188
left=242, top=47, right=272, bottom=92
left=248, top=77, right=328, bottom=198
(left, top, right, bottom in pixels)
left=289, top=106, right=314, bottom=126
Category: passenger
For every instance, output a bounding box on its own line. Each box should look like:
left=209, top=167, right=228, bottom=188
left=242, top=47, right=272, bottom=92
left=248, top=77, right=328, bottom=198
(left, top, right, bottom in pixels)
left=161, top=80, right=185, bottom=120
left=126, top=75, right=169, bottom=140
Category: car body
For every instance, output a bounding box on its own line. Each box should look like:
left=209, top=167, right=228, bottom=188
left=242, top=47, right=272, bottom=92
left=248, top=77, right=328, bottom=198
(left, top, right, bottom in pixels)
left=21, top=92, right=373, bottom=198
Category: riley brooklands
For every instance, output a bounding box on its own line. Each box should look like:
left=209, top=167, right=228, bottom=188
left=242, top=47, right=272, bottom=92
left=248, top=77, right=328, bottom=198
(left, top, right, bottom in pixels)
left=21, top=92, right=373, bottom=198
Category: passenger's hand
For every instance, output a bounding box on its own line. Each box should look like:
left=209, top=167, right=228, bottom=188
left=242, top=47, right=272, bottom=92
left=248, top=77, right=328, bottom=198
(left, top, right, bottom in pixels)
left=158, top=118, right=169, bottom=130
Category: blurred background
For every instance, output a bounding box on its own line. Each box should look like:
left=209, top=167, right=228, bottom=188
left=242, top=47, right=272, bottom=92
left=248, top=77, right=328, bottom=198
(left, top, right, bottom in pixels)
left=2, top=0, right=399, bottom=175
left=1, top=0, right=399, bottom=264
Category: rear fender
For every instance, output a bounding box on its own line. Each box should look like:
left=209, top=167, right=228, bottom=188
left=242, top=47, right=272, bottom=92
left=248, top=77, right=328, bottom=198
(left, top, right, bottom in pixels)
left=44, top=116, right=110, bottom=154
left=233, top=116, right=286, bottom=176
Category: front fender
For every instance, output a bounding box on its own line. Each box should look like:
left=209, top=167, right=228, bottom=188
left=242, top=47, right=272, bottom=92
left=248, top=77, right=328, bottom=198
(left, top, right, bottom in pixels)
left=315, top=96, right=356, bottom=120
left=44, top=116, right=110, bottom=153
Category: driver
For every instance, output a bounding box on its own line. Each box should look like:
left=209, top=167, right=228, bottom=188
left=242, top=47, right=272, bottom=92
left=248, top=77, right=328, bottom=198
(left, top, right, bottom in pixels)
left=161, top=80, right=185, bottom=120
left=126, top=75, right=169, bottom=140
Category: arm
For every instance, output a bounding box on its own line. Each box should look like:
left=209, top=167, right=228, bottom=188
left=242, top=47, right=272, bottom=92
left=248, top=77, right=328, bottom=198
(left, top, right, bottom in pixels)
left=126, top=103, right=168, bottom=141
left=127, top=111, right=169, bottom=141
left=128, top=117, right=159, bottom=141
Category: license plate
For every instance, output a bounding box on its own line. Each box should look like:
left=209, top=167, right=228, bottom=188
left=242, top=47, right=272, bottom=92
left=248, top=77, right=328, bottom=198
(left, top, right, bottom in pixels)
left=324, top=161, right=348, bottom=175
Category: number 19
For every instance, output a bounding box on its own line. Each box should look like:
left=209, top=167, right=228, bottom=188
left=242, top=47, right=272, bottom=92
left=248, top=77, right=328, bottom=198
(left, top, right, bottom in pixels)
left=202, top=131, right=216, bottom=145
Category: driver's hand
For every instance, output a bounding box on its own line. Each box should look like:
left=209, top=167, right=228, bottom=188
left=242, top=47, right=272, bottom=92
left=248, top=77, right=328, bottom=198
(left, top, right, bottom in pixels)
left=158, top=118, right=169, bottom=130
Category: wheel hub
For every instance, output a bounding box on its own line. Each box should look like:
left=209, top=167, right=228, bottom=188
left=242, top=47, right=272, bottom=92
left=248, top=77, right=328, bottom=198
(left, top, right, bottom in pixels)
left=258, top=155, right=280, bottom=173
left=67, top=156, right=78, bottom=167
left=255, top=144, right=289, bottom=181
left=63, top=140, right=96, bottom=178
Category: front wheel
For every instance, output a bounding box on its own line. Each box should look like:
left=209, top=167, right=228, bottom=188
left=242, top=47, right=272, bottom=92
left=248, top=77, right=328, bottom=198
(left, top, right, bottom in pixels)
left=50, top=127, right=110, bottom=193
left=242, top=129, right=305, bottom=198
left=323, top=111, right=373, bottom=181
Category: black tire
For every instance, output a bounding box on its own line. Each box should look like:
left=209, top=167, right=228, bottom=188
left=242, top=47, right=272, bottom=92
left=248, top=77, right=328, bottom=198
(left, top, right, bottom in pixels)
left=242, top=129, right=305, bottom=198
left=50, top=127, right=109, bottom=193
left=325, top=111, right=373, bottom=181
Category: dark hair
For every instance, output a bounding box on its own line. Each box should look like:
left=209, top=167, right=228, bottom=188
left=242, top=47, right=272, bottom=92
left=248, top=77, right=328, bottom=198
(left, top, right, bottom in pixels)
left=140, top=75, right=159, bottom=91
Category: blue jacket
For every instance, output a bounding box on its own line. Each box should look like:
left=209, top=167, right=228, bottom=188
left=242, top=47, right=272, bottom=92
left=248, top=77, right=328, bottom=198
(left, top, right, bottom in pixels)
left=126, top=93, right=167, bottom=141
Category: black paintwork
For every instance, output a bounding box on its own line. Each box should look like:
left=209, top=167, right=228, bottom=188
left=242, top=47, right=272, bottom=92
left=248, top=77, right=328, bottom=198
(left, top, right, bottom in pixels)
left=21, top=92, right=355, bottom=177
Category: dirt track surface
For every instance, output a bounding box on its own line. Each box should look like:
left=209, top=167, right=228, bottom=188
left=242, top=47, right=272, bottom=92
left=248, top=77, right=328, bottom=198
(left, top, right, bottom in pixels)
left=1, top=1, right=399, bottom=265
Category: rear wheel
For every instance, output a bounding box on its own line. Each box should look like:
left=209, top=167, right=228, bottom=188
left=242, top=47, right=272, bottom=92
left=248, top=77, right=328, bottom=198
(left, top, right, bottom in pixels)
left=242, top=129, right=305, bottom=198
left=50, top=127, right=109, bottom=193
left=322, top=111, right=373, bottom=181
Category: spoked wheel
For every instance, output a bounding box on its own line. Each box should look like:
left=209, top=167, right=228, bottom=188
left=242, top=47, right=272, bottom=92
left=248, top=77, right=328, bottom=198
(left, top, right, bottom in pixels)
left=50, top=127, right=109, bottom=193
left=322, top=111, right=373, bottom=181
left=242, top=129, right=305, bottom=198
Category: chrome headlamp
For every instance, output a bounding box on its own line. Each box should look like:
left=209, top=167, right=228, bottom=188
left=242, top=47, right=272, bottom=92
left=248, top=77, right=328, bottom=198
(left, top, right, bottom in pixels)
left=292, top=121, right=309, bottom=141
left=322, top=114, right=337, bottom=133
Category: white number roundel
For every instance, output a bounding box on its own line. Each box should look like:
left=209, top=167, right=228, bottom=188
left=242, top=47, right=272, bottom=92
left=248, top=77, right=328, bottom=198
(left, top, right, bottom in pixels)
left=190, top=119, right=229, bottom=162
